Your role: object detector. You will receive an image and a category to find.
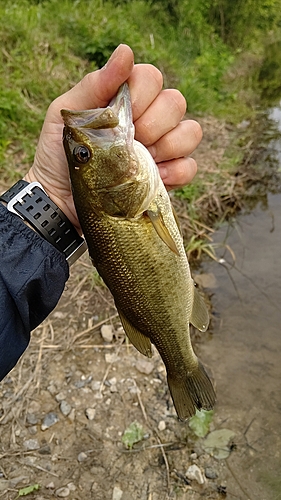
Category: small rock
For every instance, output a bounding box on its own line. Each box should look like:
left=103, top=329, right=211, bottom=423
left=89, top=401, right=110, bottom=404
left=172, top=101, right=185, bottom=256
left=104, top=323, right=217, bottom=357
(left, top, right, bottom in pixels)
left=85, top=408, right=96, bottom=420
left=158, top=420, right=166, bottom=431
left=9, top=476, right=30, bottom=488
left=26, top=413, right=38, bottom=425
left=193, top=273, right=217, bottom=289
left=28, top=425, right=38, bottom=435
left=186, top=464, right=205, bottom=485
left=28, top=400, right=41, bottom=413
left=38, top=444, right=51, bottom=455
left=46, top=482, right=55, bottom=489
left=55, top=391, right=67, bottom=402
left=67, top=482, right=76, bottom=491
left=105, top=353, right=119, bottom=364
left=77, top=451, right=88, bottom=463
left=74, top=380, right=86, bottom=388
left=60, top=401, right=72, bottom=417
left=68, top=408, right=76, bottom=421
left=109, top=377, right=117, bottom=385
left=112, top=486, right=123, bottom=500
left=23, top=439, right=40, bottom=451
left=205, top=467, right=218, bottom=479
left=91, top=381, right=101, bottom=391
left=53, top=311, right=68, bottom=319
left=135, top=359, right=154, bottom=375
left=41, top=412, right=59, bottom=431
left=47, top=384, right=57, bottom=396
left=190, top=452, right=198, bottom=460
left=101, top=324, right=114, bottom=342
left=56, top=487, right=70, bottom=497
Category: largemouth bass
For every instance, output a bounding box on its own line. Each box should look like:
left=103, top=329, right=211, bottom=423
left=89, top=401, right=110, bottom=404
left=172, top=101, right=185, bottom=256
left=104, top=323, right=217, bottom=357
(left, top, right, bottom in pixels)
left=61, top=83, right=216, bottom=420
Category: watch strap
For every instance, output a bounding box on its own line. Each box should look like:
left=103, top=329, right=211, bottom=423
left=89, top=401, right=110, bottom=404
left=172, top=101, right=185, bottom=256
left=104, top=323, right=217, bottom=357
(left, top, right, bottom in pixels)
left=0, top=180, right=87, bottom=266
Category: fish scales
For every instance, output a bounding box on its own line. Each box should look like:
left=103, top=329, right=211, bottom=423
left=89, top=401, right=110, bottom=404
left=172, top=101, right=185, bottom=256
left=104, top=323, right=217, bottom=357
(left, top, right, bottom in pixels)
left=61, top=83, right=216, bottom=420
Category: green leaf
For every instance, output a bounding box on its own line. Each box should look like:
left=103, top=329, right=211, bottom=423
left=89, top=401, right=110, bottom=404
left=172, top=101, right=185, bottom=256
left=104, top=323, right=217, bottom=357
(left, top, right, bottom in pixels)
left=122, top=421, right=145, bottom=449
left=18, top=484, right=40, bottom=497
left=189, top=409, right=214, bottom=438
left=202, top=428, right=236, bottom=459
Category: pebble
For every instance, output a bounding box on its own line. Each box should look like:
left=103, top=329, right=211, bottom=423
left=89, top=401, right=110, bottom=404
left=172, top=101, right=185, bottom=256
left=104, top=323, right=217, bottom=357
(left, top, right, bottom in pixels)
left=91, top=381, right=101, bottom=391
left=41, top=412, right=59, bottom=431
left=60, top=400, right=72, bottom=417
left=85, top=408, right=96, bottom=420
left=9, top=476, right=30, bottom=488
left=112, top=486, right=123, bottom=500
left=101, top=324, right=114, bottom=342
left=47, top=384, right=57, bottom=396
left=67, top=482, right=76, bottom=491
left=158, top=420, right=166, bottom=431
left=135, top=359, right=154, bottom=375
left=56, top=487, right=70, bottom=497
left=186, top=464, right=205, bottom=485
left=205, top=466, right=218, bottom=479
left=38, top=444, right=51, bottom=455
left=193, top=272, right=218, bottom=289
left=77, top=451, right=88, bottom=463
left=23, top=439, right=40, bottom=451
left=55, top=391, right=67, bottom=402
left=46, top=482, right=55, bottom=489
left=26, top=413, right=38, bottom=425
left=105, top=353, right=118, bottom=364
left=28, top=425, right=38, bottom=435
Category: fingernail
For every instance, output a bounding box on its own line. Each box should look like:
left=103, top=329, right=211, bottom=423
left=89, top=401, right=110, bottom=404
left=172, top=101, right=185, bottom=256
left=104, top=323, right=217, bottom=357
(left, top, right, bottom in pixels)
left=102, top=45, right=122, bottom=70
left=159, top=165, right=168, bottom=180
left=148, top=145, right=156, bottom=159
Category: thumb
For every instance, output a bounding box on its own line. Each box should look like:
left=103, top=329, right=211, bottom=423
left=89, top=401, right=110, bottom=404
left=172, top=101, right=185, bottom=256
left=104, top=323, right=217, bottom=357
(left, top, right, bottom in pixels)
left=58, top=44, right=134, bottom=111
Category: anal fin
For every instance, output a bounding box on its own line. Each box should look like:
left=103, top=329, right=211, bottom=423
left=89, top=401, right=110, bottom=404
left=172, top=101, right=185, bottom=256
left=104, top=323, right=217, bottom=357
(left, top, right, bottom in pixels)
left=190, top=286, right=209, bottom=332
left=117, top=308, right=152, bottom=358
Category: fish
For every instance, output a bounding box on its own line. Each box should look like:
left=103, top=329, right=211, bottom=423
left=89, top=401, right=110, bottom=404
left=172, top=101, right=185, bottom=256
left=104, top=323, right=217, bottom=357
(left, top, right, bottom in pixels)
left=61, top=83, right=216, bottom=421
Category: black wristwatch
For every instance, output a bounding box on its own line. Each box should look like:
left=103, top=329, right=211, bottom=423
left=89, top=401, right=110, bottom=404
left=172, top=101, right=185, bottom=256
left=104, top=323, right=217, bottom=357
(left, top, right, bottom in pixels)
left=0, top=180, right=87, bottom=266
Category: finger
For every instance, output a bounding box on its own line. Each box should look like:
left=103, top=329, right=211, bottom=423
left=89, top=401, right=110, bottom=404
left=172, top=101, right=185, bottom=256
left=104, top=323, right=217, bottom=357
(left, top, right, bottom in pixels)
left=134, top=89, right=187, bottom=146
left=51, top=44, right=134, bottom=114
left=127, top=64, right=163, bottom=121
left=148, top=120, right=203, bottom=163
left=157, top=157, right=198, bottom=190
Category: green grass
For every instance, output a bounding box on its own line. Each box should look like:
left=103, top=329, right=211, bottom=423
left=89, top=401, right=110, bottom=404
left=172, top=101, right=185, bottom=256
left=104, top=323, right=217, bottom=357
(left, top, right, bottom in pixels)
left=0, top=0, right=279, bottom=204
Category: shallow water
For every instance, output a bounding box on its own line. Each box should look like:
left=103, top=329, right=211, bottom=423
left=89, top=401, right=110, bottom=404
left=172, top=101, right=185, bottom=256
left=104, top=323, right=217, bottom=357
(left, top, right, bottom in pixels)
left=198, top=188, right=281, bottom=497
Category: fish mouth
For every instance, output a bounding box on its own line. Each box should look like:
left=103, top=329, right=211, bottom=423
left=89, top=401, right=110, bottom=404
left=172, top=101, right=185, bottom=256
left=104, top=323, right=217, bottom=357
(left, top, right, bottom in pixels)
left=61, top=108, right=119, bottom=130
left=61, top=82, right=132, bottom=131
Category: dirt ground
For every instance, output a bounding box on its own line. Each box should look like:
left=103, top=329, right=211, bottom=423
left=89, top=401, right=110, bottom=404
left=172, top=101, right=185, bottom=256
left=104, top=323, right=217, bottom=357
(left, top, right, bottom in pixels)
left=0, top=116, right=273, bottom=500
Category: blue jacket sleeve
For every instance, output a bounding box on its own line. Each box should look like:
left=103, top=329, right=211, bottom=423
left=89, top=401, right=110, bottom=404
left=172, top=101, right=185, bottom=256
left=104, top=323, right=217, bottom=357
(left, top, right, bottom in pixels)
left=0, top=204, right=69, bottom=381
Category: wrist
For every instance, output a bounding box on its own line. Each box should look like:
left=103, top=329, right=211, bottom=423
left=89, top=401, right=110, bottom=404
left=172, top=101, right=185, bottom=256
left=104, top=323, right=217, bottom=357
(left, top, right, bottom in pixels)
left=0, top=179, right=87, bottom=266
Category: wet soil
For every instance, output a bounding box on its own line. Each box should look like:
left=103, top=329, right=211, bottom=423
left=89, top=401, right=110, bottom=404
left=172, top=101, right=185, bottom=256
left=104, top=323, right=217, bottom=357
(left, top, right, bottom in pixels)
left=0, top=113, right=280, bottom=500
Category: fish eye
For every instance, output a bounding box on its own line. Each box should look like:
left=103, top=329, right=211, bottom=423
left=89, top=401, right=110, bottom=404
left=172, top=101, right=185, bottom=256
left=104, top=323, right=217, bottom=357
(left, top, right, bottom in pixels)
left=73, top=145, right=91, bottom=164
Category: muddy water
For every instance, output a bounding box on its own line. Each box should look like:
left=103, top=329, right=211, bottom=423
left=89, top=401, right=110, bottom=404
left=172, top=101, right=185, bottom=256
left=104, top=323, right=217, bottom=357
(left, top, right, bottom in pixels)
left=198, top=189, right=281, bottom=496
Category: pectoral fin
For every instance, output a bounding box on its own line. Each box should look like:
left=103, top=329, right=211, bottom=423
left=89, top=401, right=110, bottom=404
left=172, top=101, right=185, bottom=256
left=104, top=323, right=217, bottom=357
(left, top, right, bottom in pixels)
left=147, top=208, right=180, bottom=256
left=190, top=286, right=209, bottom=332
left=117, top=308, right=153, bottom=358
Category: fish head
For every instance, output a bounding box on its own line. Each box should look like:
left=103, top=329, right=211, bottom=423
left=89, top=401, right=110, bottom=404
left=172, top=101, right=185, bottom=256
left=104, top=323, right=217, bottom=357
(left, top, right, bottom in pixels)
left=61, top=83, right=160, bottom=218
left=61, top=84, right=140, bottom=211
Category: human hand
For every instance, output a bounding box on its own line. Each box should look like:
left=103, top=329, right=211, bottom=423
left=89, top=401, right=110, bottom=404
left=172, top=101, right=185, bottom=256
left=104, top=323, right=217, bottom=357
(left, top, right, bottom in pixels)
left=25, top=44, right=202, bottom=232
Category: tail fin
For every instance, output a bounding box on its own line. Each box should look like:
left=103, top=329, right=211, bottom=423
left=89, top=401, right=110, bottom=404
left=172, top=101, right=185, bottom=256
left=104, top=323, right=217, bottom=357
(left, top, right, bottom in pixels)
left=167, top=361, right=216, bottom=421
